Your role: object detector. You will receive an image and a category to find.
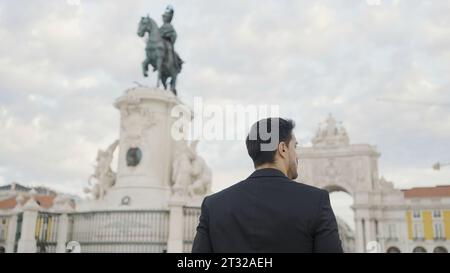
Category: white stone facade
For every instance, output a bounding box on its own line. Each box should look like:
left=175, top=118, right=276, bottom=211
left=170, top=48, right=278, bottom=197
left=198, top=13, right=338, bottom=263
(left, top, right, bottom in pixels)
left=80, top=87, right=211, bottom=211
left=297, top=114, right=450, bottom=253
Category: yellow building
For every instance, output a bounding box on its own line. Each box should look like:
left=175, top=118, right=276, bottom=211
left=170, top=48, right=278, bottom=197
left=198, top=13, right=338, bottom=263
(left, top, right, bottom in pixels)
left=388, top=185, right=450, bottom=253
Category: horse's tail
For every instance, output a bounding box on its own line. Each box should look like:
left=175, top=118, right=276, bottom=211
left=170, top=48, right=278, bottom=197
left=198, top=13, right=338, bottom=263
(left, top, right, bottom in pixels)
left=177, top=57, right=184, bottom=73
left=172, top=52, right=183, bottom=73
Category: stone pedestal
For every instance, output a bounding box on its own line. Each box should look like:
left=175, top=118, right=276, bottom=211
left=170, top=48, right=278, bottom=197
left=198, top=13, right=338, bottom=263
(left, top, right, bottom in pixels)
left=5, top=212, right=18, bottom=253
left=101, top=87, right=186, bottom=210
left=17, top=199, right=40, bottom=253
left=54, top=201, right=74, bottom=253
left=167, top=198, right=186, bottom=253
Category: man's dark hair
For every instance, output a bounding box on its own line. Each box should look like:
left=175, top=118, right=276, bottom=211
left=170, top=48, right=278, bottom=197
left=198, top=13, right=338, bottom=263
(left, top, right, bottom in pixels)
left=245, top=118, right=295, bottom=167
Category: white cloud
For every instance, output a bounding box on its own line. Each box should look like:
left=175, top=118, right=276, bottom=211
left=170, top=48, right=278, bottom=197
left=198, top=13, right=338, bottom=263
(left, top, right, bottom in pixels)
left=0, top=0, right=449, bottom=207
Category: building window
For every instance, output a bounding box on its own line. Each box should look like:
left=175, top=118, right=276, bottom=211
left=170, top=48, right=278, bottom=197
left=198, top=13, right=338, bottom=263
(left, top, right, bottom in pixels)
left=413, top=223, right=424, bottom=240
left=388, top=224, right=397, bottom=240
left=413, top=210, right=421, bottom=219
left=433, top=210, right=442, bottom=219
left=433, top=222, right=445, bottom=240
left=0, top=219, right=7, bottom=242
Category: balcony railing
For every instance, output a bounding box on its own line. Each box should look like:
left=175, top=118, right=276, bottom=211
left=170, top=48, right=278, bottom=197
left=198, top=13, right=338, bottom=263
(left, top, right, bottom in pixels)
left=385, top=237, right=399, bottom=242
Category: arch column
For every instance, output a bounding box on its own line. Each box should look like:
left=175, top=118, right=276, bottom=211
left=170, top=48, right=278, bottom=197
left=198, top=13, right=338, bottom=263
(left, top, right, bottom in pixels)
left=364, top=218, right=372, bottom=246
left=355, top=218, right=365, bottom=253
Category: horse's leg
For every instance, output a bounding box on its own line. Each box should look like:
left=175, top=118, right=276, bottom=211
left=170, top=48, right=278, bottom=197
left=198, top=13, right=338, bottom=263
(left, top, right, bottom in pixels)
left=156, top=53, right=163, bottom=88
left=171, top=74, right=177, bottom=95
left=142, top=57, right=150, bottom=77
left=156, top=72, right=161, bottom=88
left=168, top=47, right=178, bottom=95
left=164, top=76, right=168, bottom=90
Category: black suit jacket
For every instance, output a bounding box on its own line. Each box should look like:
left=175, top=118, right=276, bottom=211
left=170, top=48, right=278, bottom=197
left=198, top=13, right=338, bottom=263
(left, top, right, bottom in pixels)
left=192, top=168, right=343, bottom=253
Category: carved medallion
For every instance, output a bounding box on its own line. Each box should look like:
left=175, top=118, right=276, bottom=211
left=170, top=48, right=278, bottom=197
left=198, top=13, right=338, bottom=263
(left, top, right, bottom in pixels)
left=126, top=147, right=142, bottom=166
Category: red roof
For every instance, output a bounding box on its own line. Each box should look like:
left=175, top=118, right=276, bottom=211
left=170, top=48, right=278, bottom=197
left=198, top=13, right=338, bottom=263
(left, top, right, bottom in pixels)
left=0, top=195, right=56, bottom=209
left=0, top=198, right=17, bottom=209
left=403, top=185, right=450, bottom=198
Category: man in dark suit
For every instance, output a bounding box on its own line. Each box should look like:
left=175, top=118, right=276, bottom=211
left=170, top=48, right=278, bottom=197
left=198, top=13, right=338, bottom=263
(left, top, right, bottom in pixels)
left=192, top=118, right=343, bottom=253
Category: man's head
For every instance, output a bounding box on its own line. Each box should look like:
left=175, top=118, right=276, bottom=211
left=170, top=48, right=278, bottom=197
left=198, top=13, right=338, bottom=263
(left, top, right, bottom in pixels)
left=162, top=5, right=174, bottom=23
left=246, top=118, right=299, bottom=179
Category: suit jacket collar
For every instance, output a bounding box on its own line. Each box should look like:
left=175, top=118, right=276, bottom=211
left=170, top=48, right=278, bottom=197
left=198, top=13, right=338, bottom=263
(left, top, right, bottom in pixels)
left=248, top=168, right=289, bottom=179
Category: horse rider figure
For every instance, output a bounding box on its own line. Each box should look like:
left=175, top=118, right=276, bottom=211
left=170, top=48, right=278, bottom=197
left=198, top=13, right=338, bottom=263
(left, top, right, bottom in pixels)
left=159, top=5, right=183, bottom=72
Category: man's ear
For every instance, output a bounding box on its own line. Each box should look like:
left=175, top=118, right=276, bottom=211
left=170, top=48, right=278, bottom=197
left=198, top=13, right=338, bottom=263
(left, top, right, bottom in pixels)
left=278, top=142, right=288, bottom=159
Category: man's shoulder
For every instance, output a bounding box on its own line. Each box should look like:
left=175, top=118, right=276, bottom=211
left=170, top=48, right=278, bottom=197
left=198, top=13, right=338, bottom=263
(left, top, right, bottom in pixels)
left=203, top=180, right=245, bottom=204
left=292, top=180, right=327, bottom=195
left=279, top=179, right=327, bottom=201
left=203, top=178, right=326, bottom=206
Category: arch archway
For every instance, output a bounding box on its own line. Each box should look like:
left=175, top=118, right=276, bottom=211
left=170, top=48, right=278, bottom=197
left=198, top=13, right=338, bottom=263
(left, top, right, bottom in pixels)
left=323, top=184, right=351, bottom=195
left=386, top=246, right=401, bottom=253
left=324, top=185, right=354, bottom=231
left=433, top=246, right=448, bottom=253
left=297, top=115, right=387, bottom=252
left=413, top=246, right=427, bottom=253
left=326, top=186, right=355, bottom=252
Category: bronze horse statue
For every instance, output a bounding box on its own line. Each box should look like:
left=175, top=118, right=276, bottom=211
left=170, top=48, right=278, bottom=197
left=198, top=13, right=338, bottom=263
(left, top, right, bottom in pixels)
left=137, top=15, right=183, bottom=95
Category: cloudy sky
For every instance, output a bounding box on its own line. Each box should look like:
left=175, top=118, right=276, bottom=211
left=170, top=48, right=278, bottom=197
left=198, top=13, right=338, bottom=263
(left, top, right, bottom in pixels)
left=1, top=0, right=450, bottom=227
